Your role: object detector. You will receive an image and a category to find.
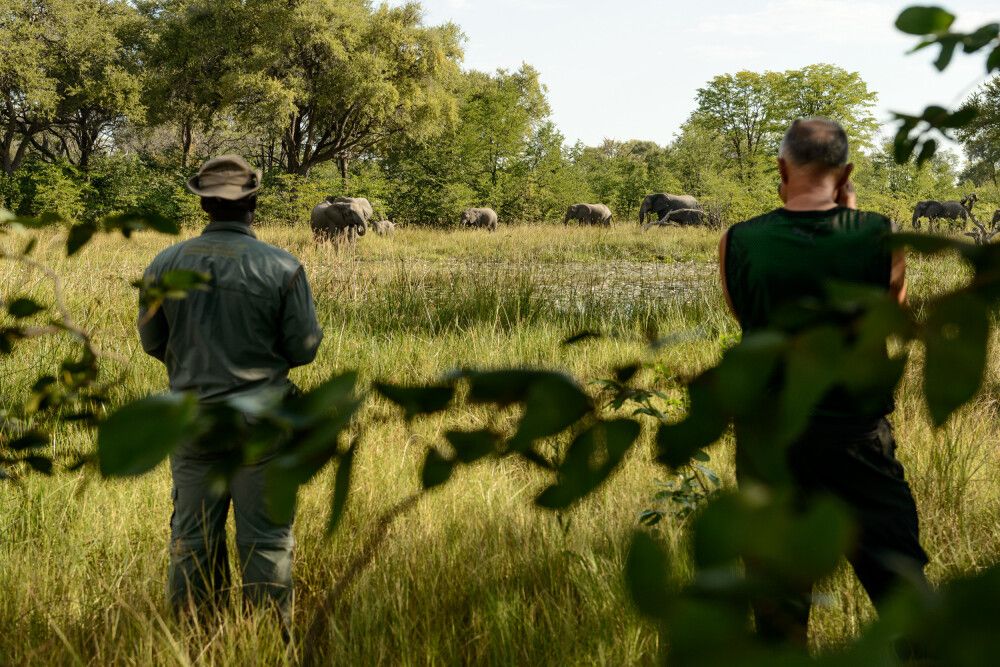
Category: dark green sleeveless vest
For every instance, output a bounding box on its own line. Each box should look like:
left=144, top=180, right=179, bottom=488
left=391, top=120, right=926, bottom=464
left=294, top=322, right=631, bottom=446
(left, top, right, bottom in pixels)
left=725, top=207, right=894, bottom=419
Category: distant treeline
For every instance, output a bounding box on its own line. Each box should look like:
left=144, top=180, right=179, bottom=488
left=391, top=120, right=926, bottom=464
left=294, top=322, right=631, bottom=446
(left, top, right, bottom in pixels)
left=0, top=0, right=997, bottom=227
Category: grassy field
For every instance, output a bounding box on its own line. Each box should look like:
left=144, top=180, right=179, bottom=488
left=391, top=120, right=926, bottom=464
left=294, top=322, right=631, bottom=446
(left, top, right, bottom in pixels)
left=1, top=223, right=998, bottom=665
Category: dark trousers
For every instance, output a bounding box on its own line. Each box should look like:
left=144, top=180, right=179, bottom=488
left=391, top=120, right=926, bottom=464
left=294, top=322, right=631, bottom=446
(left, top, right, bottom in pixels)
left=168, top=452, right=295, bottom=629
left=743, top=417, right=929, bottom=644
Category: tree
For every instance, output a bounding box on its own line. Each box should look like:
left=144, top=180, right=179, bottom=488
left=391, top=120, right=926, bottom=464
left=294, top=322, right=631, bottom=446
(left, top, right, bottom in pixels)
left=380, top=65, right=554, bottom=224
left=0, top=0, right=62, bottom=175
left=31, top=0, right=145, bottom=171
left=957, top=76, right=1000, bottom=189
left=576, top=140, right=681, bottom=219
left=692, top=65, right=879, bottom=181
left=229, top=0, right=463, bottom=178
left=139, top=0, right=244, bottom=168
left=693, top=70, right=790, bottom=180
left=784, top=64, right=879, bottom=150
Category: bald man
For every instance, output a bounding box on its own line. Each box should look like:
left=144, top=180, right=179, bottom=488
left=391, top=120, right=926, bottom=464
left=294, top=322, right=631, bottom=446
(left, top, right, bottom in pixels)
left=719, top=119, right=928, bottom=645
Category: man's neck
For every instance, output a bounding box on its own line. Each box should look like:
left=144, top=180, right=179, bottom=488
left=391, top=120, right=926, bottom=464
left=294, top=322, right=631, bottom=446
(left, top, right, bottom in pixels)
left=782, top=187, right=839, bottom=212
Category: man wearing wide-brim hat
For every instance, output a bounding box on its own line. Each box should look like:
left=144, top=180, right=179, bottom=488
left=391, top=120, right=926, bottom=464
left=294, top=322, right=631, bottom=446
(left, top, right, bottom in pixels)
left=138, top=154, right=323, bottom=630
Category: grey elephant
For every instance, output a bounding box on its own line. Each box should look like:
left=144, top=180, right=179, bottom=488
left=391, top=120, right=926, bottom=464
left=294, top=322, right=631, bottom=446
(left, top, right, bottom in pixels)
left=460, top=207, right=499, bottom=231
left=639, top=193, right=703, bottom=225
left=563, top=203, right=613, bottom=226
left=311, top=199, right=368, bottom=244
left=911, top=196, right=974, bottom=232
left=330, top=196, right=374, bottom=221
left=370, top=219, right=395, bottom=236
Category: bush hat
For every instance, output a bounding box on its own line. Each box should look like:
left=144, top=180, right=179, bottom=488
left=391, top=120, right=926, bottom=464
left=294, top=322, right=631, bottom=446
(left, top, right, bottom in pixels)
left=186, top=155, right=262, bottom=200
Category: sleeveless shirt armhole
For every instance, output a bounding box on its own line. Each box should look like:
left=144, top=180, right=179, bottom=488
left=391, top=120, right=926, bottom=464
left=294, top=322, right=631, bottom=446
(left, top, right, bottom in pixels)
left=724, top=227, right=742, bottom=322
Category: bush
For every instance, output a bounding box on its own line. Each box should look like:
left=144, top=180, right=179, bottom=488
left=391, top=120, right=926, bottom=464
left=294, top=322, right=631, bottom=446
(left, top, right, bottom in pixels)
left=257, top=173, right=338, bottom=226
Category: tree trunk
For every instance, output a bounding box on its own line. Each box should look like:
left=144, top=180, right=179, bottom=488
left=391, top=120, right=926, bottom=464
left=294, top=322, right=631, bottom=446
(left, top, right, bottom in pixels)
left=180, top=119, right=193, bottom=169
left=338, top=156, right=349, bottom=190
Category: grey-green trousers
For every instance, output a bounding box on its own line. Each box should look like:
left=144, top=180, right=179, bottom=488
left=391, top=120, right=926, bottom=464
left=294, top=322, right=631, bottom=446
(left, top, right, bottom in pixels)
left=168, top=453, right=294, bottom=628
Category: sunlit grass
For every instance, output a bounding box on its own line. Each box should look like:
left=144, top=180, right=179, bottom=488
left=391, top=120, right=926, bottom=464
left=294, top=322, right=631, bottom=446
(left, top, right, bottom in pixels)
left=0, top=223, right=998, bottom=664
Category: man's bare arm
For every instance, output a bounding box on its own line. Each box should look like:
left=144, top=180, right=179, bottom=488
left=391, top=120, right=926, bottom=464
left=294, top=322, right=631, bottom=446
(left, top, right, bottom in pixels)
left=890, top=249, right=907, bottom=305
left=718, top=231, right=738, bottom=319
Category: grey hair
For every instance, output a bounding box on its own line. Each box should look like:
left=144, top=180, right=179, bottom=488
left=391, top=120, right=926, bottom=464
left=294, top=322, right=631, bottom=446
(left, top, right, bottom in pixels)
left=780, top=118, right=849, bottom=168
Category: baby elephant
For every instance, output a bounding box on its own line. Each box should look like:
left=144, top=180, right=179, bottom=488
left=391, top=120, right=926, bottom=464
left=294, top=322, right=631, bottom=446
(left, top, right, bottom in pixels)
left=460, top=207, right=499, bottom=231
left=370, top=219, right=395, bottom=236
left=563, top=203, right=613, bottom=226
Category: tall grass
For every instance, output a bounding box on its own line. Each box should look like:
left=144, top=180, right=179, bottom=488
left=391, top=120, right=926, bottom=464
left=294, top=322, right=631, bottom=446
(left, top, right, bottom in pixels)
left=0, top=224, right=998, bottom=664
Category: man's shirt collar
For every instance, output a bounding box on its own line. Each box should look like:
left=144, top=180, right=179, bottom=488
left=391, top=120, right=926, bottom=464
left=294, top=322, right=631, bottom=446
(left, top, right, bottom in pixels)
left=202, top=221, right=257, bottom=238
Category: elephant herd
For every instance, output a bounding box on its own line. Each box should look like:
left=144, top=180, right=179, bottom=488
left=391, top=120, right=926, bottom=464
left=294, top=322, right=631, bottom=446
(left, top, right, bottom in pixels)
left=911, top=193, right=1000, bottom=234
left=311, top=191, right=1000, bottom=246
left=310, top=192, right=711, bottom=245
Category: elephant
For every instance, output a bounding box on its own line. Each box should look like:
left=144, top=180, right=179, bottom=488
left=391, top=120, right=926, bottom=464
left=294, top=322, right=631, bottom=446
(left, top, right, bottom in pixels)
left=911, top=196, right=974, bottom=232
left=370, top=219, right=395, bottom=236
left=330, top=196, right=374, bottom=221
left=639, top=193, right=703, bottom=226
left=992, top=209, right=1000, bottom=231
left=460, top=207, right=499, bottom=231
left=563, top=203, right=613, bottom=226
left=311, top=199, right=369, bottom=244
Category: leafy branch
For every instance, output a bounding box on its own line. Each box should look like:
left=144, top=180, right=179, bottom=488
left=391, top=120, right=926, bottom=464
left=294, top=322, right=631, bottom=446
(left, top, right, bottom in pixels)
left=892, top=6, right=1000, bottom=164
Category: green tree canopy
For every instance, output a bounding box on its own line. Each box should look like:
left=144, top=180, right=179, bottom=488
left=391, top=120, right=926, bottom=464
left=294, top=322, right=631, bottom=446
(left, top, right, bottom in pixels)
left=692, top=65, right=878, bottom=181
left=957, top=75, right=1000, bottom=190
left=0, top=0, right=144, bottom=173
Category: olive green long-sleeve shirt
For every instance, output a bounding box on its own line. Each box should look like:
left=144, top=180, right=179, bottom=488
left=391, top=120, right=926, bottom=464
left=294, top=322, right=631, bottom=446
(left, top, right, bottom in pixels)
left=139, top=221, right=323, bottom=403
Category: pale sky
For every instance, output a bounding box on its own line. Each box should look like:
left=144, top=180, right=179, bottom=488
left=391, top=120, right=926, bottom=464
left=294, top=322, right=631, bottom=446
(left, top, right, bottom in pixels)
left=392, top=0, right=998, bottom=147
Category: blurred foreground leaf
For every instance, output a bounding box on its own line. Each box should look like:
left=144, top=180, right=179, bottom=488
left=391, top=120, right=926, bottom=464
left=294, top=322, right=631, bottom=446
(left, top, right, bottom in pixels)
left=375, top=382, right=455, bottom=420
left=923, top=292, right=990, bottom=426
left=98, top=393, right=201, bottom=477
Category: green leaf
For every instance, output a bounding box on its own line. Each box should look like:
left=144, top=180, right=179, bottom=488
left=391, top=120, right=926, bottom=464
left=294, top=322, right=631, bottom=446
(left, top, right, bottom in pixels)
left=625, top=531, right=670, bottom=618
left=923, top=293, right=990, bottom=426
left=656, top=374, right=729, bottom=469
left=962, top=23, right=999, bottom=52
left=422, top=448, right=454, bottom=489
left=536, top=419, right=639, bottom=509
left=917, top=138, right=939, bottom=165
left=98, top=393, right=201, bottom=477
left=66, top=222, right=97, bottom=256
left=6, top=298, right=45, bottom=319
left=103, top=211, right=181, bottom=237
left=327, top=443, right=356, bottom=535
left=933, top=36, right=959, bottom=71
left=509, top=372, right=593, bottom=451
left=614, top=364, right=641, bottom=384
left=945, top=105, right=979, bottom=128
left=6, top=430, right=49, bottom=451
left=281, top=372, right=359, bottom=427
left=561, top=330, right=602, bottom=346
left=777, top=327, right=845, bottom=443
left=896, top=7, right=955, bottom=35
left=25, top=456, right=53, bottom=475
left=988, top=44, right=1000, bottom=72
left=894, top=131, right=917, bottom=164
left=445, top=429, right=499, bottom=464
left=375, top=382, right=454, bottom=420
left=463, top=369, right=552, bottom=406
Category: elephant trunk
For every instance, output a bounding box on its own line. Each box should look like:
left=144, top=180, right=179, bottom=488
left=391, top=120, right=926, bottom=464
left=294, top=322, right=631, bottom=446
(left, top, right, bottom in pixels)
left=638, top=201, right=648, bottom=224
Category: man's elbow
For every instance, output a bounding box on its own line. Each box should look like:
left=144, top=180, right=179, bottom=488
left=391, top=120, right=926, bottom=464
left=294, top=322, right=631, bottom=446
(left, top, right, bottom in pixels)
left=285, top=331, right=323, bottom=368
left=141, top=339, right=168, bottom=361
left=138, top=326, right=168, bottom=361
